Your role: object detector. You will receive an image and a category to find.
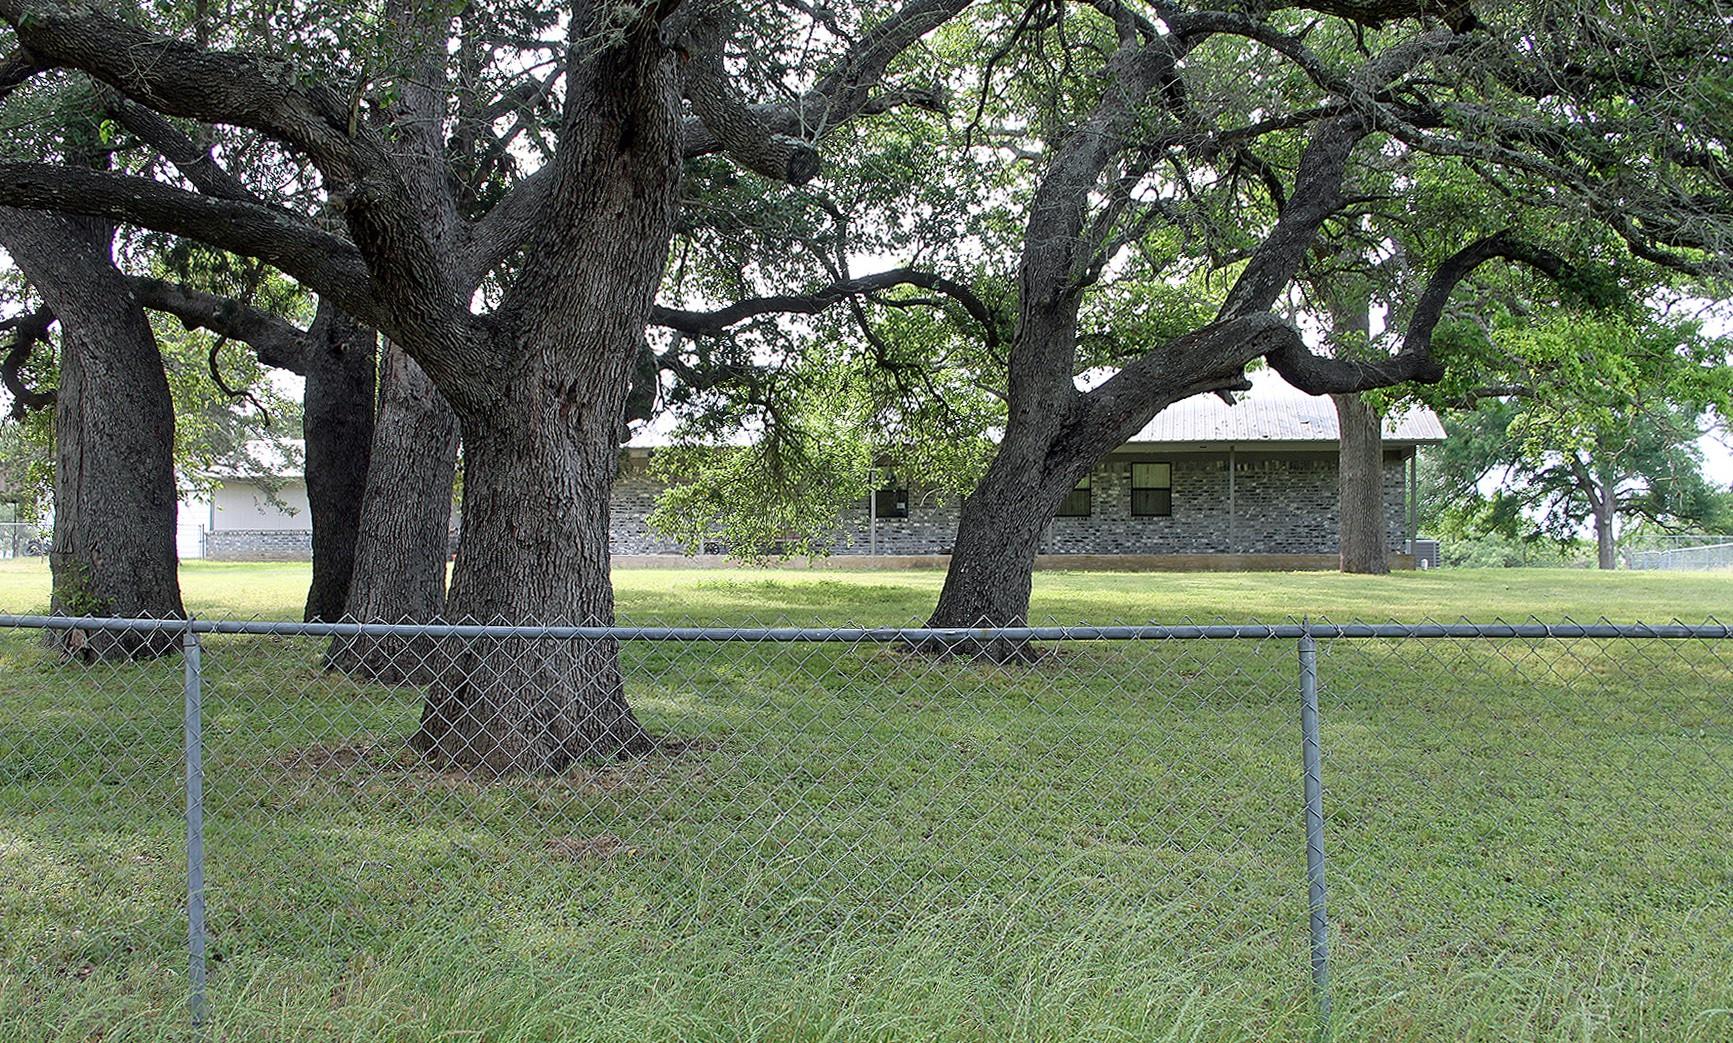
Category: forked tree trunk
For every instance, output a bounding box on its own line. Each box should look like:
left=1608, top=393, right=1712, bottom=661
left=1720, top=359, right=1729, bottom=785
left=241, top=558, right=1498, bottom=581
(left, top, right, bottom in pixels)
left=1333, top=391, right=1389, bottom=574
left=410, top=28, right=679, bottom=772
left=325, top=344, right=457, bottom=680
left=302, top=303, right=377, bottom=621
left=0, top=209, right=184, bottom=658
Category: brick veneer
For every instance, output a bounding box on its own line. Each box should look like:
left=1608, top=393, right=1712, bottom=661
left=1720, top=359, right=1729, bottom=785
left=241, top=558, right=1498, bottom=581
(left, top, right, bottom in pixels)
left=210, top=449, right=1415, bottom=561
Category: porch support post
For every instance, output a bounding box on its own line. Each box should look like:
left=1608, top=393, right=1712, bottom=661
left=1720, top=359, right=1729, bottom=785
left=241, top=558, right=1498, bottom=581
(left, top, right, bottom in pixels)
left=1407, top=450, right=1418, bottom=547
left=1227, top=445, right=1237, bottom=554
left=868, top=467, right=878, bottom=556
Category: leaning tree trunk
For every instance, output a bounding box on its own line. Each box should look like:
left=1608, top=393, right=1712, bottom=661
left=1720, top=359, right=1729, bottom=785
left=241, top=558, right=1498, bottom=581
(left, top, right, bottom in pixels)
left=409, top=29, right=679, bottom=772
left=1333, top=391, right=1390, bottom=575
left=0, top=209, right=184, bottom=658
left=928, top=429, right=1094, bottom=659
left=930, top=459, right=1057, bottom=628
left=324, top=343, right=457, bottom=680
left=302, top=302, right=377, bottom=621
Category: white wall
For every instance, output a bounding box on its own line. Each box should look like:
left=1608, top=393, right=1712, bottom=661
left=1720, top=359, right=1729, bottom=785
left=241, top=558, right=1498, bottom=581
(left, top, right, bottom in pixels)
left=208, top=479, right=312, bottom=532
left=176, top=495, right=209, bottom=559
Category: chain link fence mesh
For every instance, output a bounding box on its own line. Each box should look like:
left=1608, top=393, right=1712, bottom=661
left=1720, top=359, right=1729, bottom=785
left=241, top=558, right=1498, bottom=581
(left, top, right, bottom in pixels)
left=1623, top=537, right=1733, bottom=572
left=1, top=616, right=1729, bottom=1040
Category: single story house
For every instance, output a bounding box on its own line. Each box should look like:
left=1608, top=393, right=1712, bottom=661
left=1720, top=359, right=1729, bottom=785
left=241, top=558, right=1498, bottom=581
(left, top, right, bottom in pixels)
left=616, top=385, right=1443, bottom=570
left=191, top=382, right=1444, bottom=569
left=188, top=448, right=316, bottom=561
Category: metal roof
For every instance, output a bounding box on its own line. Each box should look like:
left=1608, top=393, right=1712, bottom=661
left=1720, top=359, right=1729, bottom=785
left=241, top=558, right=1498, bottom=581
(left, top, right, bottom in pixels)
left=1127, top=388, right=1446, bottom=446
left=624, top=397, right=1443, bottom=451
left=626, top=372, right=1446, bottom=450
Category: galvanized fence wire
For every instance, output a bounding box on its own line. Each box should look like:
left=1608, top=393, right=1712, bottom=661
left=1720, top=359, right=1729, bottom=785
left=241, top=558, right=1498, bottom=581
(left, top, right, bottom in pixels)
left=1624, top=539, right=1733, bottom=571
left=0, top=615, right=1729, bottom=1041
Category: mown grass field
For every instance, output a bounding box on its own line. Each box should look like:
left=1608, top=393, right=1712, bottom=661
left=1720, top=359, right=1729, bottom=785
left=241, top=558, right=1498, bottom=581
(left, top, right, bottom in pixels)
left=1, top=559, right=1730, bottom=1042
left=5, top=557, right=1733, bottom=625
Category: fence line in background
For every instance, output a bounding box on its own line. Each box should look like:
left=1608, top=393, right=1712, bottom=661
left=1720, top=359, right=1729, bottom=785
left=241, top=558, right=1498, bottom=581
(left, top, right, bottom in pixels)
left=1624, top=538, right=1733, bottom=571
left=1, top=614, right=1728, bottom=1038
left=3, top=614, right=1730, bottom=641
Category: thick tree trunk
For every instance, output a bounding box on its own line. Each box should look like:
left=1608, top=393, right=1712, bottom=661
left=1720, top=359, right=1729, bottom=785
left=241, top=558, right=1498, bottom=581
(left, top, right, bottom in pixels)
left=301, top=302, right=377, bottom=621
left=1595, top=471, right=1617, bottom=570
left=0, top=209, right=184, bottom=658
left=408, top=26, right=679, bottom=772
left=930, top=460, right=1057, bottom=629
left=1333, top=391, right=1390, bottom=574
left=416, top=393, right=649, bottom=770
left=324, top=343, right=457, bottom=680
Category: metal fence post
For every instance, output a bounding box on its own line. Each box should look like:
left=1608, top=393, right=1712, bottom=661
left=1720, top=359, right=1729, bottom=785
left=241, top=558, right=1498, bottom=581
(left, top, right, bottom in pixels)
left=1298, top=624, right=1331, bottom=1032
left=182, top=623, right=207, bottom=1032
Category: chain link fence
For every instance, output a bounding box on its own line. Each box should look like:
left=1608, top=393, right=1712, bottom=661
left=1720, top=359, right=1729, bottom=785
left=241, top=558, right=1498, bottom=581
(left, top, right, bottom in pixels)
left=1624, top=536, right=1733, bottom=571
left=1, top=615, right=1729, bottom=1040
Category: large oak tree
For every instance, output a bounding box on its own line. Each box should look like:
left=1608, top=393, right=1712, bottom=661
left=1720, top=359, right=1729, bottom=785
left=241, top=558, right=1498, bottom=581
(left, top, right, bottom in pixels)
left=0, top=208, right=186, bottom=655
left=919, top=0, right=1731, bottom=629
left=648, top=0, right=1731, bottom=634
left=0, top=0, right=968, bottom=769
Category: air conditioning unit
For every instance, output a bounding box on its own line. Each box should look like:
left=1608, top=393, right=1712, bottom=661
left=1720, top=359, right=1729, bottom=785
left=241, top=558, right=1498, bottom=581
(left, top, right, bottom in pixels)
left=1405, top=539, right=1440, bottom=568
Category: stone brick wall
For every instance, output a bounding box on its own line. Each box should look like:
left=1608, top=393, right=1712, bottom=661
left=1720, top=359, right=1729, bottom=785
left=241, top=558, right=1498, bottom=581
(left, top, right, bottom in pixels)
left=207, top=449, right=1415, bottom=561
left=606, top=449, right=1415, bottom=558
left=609, top=470, right=686, bottom=554
left=205, top=529, right=314, bottom=561
left=826, top=492, right=962, bottom=555
left=1042, top=451, right=1409, bottom=556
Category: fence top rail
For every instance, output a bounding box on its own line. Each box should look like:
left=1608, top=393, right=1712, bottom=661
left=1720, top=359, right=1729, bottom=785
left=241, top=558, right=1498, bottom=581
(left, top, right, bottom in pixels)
left=0, top=614, right=1728, bottom=642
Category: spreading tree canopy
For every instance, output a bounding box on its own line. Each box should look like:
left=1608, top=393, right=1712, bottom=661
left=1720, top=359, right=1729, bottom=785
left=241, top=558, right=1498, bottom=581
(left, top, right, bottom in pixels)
left=1, top=0, right=974, bottom=768
left=638, top=0, right=1733, bottom=633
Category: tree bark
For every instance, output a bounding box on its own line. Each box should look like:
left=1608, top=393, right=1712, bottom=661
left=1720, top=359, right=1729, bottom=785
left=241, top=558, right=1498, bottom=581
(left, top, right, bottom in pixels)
left=417, top=392, right=650, bottom=770
left=931, top=454, right=1068, bottom=627
left=1333, top=391, right=1390, bottom=574
left=408, top=27, right=679, bottom=772
left=0, top=208, right=184, bottom=658
left=324, top=343, right=457, bottom=679
left=301, top=301, right=377, bottom=621
left=1595, top=470, right=1617, bottom=570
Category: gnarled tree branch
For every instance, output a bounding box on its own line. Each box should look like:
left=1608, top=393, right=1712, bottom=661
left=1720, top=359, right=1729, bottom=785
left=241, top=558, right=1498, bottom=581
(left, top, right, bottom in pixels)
left=1268, top=231, right=1570, bottom=393
left=1, top=305, right=57, bottom=419
left=99, top=92, right=262, bottom=204
left=652, top=266, right=1000, bottom=348
left=0, top=161, right=381, bottom=325
left=0, top=0, right=364, bottom=176
left=127, top=277, right=313, bottom=374
left=680, top=7, right=821, bottom=184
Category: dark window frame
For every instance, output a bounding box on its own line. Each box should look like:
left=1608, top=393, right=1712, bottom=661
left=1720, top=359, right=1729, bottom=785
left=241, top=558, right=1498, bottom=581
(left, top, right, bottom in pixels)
left=1130, top=461, right=1173, bottom=518
left=873, top=487, right=910, bottom=519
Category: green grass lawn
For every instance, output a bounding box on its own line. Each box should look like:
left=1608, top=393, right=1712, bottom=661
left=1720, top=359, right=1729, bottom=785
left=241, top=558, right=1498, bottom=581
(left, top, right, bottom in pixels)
left=0, top=560, right=1730, bottom=1041
left=3, top=557, right=1731, bottom=624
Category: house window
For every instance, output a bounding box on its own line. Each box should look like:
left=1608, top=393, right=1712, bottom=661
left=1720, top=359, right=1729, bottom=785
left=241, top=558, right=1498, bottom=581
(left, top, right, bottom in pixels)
left=1130, top=462, right=1172, bottom=517
left=1057, top=475, right=1092, bottom=517
left=873, top=486, right=909, bottom=519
